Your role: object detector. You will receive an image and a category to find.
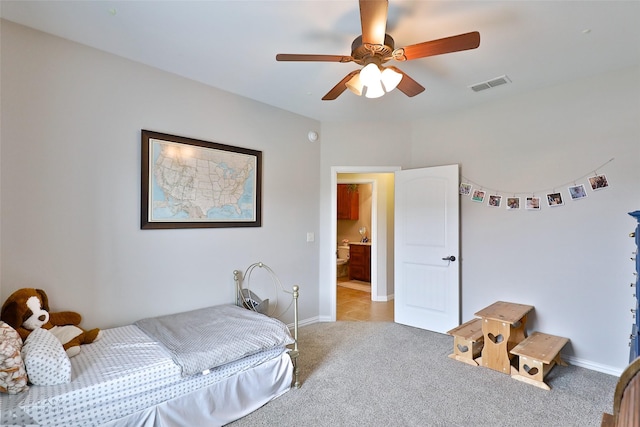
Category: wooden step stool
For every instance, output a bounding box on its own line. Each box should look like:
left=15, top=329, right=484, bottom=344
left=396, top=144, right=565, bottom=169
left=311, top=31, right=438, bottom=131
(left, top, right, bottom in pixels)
left=510, top=331, right=569, bottom=390
left=447, top=318, right=484, bottom=366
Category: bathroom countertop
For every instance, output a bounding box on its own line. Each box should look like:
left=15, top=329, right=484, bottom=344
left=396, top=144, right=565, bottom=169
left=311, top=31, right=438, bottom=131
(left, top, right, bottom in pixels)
left=349, top=242, right=372, bottom=246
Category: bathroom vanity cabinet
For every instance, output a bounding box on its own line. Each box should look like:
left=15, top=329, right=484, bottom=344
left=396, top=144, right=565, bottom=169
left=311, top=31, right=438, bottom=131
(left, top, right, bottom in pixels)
left=349, top=244, right=371, bottom=282
left=337, top=184, right=359, bottom=220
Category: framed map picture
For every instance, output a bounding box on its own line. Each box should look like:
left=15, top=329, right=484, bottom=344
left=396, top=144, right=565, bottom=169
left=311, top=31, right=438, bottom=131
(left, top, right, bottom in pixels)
left=141, top=130, right=262, bottom=229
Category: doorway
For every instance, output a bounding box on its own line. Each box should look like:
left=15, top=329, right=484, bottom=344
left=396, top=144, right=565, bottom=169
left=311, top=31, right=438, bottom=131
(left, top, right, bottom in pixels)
left=336, top=179, right=386, bottom=320
left=336, top=286, right=394, bottom=321
left=330, top=166, right=399, bottom=322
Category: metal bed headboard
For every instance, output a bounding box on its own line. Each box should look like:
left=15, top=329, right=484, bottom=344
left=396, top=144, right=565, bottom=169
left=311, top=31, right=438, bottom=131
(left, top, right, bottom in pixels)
left=233, top=262, right=300, bottom=388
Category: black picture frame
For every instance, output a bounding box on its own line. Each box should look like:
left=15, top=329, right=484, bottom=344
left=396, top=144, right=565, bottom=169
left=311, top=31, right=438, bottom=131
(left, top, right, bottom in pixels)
left=141, top=130, right=262, bottom=229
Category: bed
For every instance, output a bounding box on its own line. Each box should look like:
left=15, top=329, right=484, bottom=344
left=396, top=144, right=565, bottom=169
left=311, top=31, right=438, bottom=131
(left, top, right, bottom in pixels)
left=0, top=264, right=300, bottom=427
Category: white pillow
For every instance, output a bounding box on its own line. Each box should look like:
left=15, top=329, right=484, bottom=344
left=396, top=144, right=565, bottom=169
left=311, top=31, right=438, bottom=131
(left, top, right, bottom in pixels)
left=0, top=321, right=29, bottom=394
left=21, top=328, right=71, bottom=385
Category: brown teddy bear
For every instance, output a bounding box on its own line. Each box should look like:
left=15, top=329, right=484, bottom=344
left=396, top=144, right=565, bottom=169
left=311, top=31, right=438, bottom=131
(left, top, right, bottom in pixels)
left=1, top=288, right=101, bottom=357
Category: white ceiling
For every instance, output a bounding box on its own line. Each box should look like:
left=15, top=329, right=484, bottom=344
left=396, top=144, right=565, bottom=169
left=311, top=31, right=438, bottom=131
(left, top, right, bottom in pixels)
left=2, top=1, right=639, bottom=123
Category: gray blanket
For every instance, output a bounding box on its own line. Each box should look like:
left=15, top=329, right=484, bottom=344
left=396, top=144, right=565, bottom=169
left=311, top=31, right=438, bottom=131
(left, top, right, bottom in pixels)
left=135, top=304, right=294, bottom=376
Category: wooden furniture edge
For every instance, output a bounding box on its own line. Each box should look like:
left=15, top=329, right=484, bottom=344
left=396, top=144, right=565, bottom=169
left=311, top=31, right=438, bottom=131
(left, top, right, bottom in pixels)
left=612, top=356, right=640, bottom=426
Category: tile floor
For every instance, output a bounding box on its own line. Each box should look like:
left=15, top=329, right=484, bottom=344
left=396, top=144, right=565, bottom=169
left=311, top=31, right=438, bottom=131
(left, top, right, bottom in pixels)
left=336, top=281, right=394, bottom=322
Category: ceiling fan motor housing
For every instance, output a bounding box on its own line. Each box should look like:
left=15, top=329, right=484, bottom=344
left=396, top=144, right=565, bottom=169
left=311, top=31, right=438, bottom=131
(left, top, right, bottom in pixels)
left=351, top=34, right=395, bottom=65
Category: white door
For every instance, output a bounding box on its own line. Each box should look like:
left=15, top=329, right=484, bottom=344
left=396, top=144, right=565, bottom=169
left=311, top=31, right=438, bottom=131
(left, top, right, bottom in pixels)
left=394, top=164, right=460, bottom=333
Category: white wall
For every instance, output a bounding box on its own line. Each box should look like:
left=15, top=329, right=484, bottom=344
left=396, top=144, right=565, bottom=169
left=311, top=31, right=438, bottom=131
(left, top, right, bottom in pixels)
left=410, top=66, right=640, bottom=373
left=319, top=66, right=640, bottom=374
left=0, top=20, right=321, bottom=328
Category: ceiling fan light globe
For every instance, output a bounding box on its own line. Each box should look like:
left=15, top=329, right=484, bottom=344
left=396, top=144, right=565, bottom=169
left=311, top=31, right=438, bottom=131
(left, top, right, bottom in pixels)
left=381, top=67, right=402, bottom=92
left=346, top=73, right=364, bottom=96
left=364, top=80, right=385, bottom=99
left=359, top=63, right=381, bottom=87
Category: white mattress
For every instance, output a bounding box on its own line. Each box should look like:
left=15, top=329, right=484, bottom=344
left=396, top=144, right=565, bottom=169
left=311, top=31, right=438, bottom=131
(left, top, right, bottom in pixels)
left=1, top=325, right=291, bottom=426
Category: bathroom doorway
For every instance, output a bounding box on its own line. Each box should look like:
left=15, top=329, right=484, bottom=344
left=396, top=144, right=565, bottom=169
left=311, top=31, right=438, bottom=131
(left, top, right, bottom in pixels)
left=336, top=180, right=373, bottom=317
left=333, top=168, right=397, bottom=321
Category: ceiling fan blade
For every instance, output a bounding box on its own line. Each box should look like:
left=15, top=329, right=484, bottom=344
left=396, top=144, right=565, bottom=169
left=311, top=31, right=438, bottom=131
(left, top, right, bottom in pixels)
left=276, top=54, right=354, bottom=63
left=322, top=70, right=360, bottom=101
left=388, top=66, right=425, bottom=97
left=360, top=0, right=388, bottom=46
left=394, top=31, right=480, bottom=61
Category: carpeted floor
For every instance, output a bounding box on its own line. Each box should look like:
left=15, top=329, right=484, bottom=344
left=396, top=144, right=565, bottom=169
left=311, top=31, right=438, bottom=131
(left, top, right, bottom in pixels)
left=228, top=321, right=618, bottom=427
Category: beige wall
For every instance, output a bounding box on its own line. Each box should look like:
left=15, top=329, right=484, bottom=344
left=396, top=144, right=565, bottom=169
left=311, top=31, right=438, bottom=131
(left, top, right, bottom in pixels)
left=0, top=20, right=321, bottom=327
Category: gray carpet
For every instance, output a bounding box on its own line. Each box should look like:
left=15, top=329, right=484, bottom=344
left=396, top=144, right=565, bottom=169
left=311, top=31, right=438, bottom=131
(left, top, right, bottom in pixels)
left=228, top=321, right=617, bottom=427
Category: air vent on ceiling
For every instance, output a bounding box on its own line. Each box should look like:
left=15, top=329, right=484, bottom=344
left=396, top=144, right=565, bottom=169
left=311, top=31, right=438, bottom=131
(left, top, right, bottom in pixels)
left=469, top=75, right=511, bottom=92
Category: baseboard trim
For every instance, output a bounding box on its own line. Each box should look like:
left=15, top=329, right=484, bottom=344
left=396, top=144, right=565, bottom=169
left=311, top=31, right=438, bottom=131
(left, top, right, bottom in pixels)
left=372, top=293, right=394, bottom=302
left=286, top=316, right=319, bottom=330
left=564, top=354, right=623, bottom=377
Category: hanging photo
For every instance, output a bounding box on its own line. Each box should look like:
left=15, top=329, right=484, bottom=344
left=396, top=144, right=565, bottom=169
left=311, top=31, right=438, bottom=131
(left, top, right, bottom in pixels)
left=488, top=194, right=502, bottom=208
left=506, top=197, right=521, bottom=210
left=568, top=184, right=588, bottom=200
left=459, top=183, right=472, bottom=196
left=588, top=174, right=609, bottom=191
left=546, top=192, right=564, bottom=207
left=525, top=197, right=541, bottom=210
left=471, top=189, right=486, bottom=203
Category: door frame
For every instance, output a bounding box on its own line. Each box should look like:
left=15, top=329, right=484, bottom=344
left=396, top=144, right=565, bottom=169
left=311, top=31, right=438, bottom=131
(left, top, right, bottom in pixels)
left=329, top=166, right=401, bottom=321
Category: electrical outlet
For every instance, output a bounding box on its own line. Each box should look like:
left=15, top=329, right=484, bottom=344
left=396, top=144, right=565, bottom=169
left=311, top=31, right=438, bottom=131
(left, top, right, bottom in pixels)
left=306, top=232, right=314, bottom=242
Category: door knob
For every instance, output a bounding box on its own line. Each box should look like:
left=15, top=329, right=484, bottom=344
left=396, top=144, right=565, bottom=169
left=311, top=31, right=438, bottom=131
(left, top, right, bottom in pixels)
left=442, top=255, right=456, bottom=262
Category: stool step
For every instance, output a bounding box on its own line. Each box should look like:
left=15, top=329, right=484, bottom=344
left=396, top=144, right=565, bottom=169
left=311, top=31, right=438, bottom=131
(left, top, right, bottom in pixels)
left=510, top=331, right=568, bottom=364
left=447, top=319, right=484, bottom=366
left=447, top=318, right=484, bottom=341
left=510, top=331, right=569, bottom=390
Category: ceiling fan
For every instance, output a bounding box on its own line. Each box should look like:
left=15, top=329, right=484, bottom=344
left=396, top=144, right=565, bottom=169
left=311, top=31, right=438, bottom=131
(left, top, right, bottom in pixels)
left=276, top=0, right=480, bottom=100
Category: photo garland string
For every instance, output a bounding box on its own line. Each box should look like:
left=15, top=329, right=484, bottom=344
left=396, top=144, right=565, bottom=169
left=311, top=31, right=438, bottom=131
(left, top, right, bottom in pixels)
left=459, top=157, right=614, bottom=211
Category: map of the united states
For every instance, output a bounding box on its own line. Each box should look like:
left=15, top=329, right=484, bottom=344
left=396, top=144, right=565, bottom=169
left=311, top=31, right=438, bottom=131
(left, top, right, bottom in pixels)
left=151, top=139, right=255, bottom=221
